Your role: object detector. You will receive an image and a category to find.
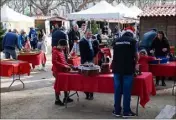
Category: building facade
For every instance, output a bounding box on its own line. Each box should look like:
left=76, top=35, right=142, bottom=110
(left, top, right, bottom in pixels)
left=139, top=4, right=176, bottom=46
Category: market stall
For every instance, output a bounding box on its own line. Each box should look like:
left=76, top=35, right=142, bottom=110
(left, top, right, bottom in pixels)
left=67, top=1, right=122, bottom=20
left=0, top=60, right=30, bottom=91
left=17, top=51, right=46, bottom=69
left=55, top=72, right=156, bottom=115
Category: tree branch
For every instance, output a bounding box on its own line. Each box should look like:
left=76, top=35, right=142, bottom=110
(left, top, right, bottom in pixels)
left=77, top=0, right=94, bottom=11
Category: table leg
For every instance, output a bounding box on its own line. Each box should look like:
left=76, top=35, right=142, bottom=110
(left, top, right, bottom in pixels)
left=76, top=91, right=79, bottom=102
left=65, top=91, right=79, bottom=108
left=136, top=96, right=140, bottom=116
left=8, top=75, right=15, bottom=91
left=8, top=74, right=25, bottom=91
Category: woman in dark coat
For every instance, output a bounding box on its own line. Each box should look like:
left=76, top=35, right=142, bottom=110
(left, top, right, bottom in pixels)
left=150, top=31, right=170, bottom=86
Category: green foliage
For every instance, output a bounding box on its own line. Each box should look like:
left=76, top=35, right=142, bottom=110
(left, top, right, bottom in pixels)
left=0, top=22, right=6, bottom=51
left=91, top=21, right=99, bottom=35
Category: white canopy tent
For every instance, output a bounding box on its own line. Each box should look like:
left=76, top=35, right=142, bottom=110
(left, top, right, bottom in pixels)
left=115, top=3, right=138, bottom=19
left=1, top=5, right=34, bottom=33
left=67, top=1, right=122, bottom=20
left=129, top=6, right=143, bottom=18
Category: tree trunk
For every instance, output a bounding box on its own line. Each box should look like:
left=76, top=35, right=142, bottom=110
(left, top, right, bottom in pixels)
left=41, top=8, right=49, bottom=16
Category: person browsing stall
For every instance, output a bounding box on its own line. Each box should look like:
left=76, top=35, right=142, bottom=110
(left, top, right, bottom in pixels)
left=112, top=28, right=139, bottom=118
left=138, top=49, right=156, bottom=72
left=150, top=31, right=170, bottom=86
left=68, top=24, right=80, bottom=51
left=79, top=30, right=94, bottom=100
left=37, top=29, right=47, bottom=71
left=69, top=36, right=80, bottom=57
left=29, top=27, right=38, bottom=50
left=52, top=40, right=74, bottom=106
left=2, top=29, right=22, bottom=59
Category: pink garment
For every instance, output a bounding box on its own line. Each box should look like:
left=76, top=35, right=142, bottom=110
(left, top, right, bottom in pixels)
left=24, top=40, right=31, bottom=52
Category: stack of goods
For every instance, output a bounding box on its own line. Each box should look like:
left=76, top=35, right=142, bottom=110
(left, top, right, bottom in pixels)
left=78, top=62, right=100, bottom=76
left=19, top=50, right=40, bottom=55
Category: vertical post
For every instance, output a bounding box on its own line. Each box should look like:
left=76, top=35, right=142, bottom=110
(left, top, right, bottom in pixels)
left=90, top=20, right=91, bottom=31
left=22, top=0, right=24, bottom=14
left=136, top=96, right=139, bottom=116
left=29, top=3, right=32, bottom=17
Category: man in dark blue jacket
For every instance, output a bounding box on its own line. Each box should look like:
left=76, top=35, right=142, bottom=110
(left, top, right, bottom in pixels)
left=79, top=30, right=94, bottom=100
left=2, top=29, right=22, bottom=59
left=51, top=27, right=68, bottom=48
left=112, top=29, right=138, bottom=118
left=29, top=27, right=38, bottom=49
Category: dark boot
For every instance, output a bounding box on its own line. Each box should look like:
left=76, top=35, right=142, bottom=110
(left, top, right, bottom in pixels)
left=155, top=77, right=160, bottom=86
left=85, top=92, right=89, bottom=100
left=63, top=91, right=73, bottom=103
left=88, top=93, right=94, bottom=100
left=161, top=77, right=166, bottom=86
left=55, top=92, right=64, bottom=106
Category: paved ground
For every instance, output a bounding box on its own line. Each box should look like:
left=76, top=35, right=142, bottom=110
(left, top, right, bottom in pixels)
left=1, top=55, right=176, bottom=119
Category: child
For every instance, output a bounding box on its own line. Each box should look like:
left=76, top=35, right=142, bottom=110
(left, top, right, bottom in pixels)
left=24, top=36, right=31, bottom=52
left=52, top=39, right=73, bottom=106
left=138, top=49, right=156, bottom=72
left=69, top=36, right=80, bottom=57
left=37, top=29, right=47, bottom=71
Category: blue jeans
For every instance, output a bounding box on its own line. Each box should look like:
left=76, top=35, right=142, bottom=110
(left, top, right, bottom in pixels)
left=113, top=73, right=133, bottom=114
left=30, top=41, right=37, bottom=49
left=3, top=49, right=17, bottom=59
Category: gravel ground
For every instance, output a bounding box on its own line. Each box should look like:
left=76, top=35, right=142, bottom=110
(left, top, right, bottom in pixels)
left=1, top=55, right=176, bottom=119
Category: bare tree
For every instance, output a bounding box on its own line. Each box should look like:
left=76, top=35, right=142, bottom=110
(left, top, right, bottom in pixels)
left=5, top=0, right=173, bottom=16
left=6, top=0, right=29, bottom=14
left=0, top=0, right=10, bottom=6
left=29, top=0, right=65, bottom=16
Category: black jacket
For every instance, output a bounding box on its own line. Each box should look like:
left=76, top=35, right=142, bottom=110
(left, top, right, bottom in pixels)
left=79, top=38, right=94, bottom=64
left=68, top=29, right=80, bottom=45
left=112, top=32, right=137, bottom=75
left=150, top=38, right=170, bottom=57
left=92, top=40, right=99, bottom=57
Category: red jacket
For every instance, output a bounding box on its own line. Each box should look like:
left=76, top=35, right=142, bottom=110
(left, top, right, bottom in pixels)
left=52, top=47, right=69, bottom=76
left=138, top=55, right=155, bottom=72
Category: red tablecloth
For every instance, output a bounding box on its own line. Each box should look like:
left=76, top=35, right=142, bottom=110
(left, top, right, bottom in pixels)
left=170, top=46, right=175, bottom=54
left=55, top=72, right=156, bottom=107
left=101, top=48, right=112, bottom=58
left=149, top=62, right=176, bottom=77
left=0, top=60, right=30, bottom=77
left=17, top=51, right=46, bottom=68
left=67, top=57, right=81, bottom=66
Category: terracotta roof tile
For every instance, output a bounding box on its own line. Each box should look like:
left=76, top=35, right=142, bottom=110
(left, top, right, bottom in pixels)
left=139, top=4, right=176, bottom=17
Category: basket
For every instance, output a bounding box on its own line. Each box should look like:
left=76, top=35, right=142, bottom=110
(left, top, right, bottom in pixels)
left=78, top=65, right=100, bottom=76
left=19, top=51, right=40, bottom=55
left=150, top=57, right=168, bottom=64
